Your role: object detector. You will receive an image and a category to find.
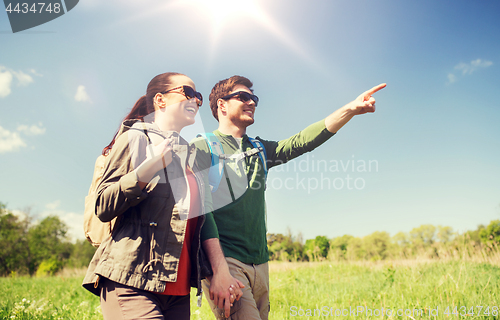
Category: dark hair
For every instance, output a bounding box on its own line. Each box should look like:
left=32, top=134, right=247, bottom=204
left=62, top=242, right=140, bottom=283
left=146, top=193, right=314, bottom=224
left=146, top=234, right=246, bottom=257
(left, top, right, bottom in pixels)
left=102, top=72, right=183, bottom=155
left=209, top=75, right=253, bottom=121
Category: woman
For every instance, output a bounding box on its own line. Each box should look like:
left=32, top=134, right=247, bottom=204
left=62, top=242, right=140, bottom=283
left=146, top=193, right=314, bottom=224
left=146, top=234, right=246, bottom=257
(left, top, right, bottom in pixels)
left=83, top=72, right=240, bottom=320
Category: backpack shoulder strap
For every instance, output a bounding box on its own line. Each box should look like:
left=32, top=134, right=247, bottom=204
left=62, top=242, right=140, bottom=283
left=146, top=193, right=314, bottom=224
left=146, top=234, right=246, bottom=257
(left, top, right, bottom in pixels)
left=248, top=137, right=267, bottom=177
left=137, top=121, right=152, bottom=142
left=197, top=133, right=225, bottom=192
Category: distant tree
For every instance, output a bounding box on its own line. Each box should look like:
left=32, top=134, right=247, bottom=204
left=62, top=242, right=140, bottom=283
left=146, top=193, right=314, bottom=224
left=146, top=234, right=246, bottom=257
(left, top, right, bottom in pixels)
left=314, top=236, right=329, bottom=259
left=304, top=239, right=315, bottom=261
left=362, top=231, right=392, bottom=261
left=27, top=215, right=72, bottom=275
left=409, top=225, right=436, bottom=248
left=436, top=226, right=454, bottom=244
left=289, top=231, right=305, bottom=261
left=346, top=237, right=364, bottom=260
left=267, top=229, right=305, bottom=261
left=392, top=232, right=413, bottom=258
left=464, top=224, right=485, bottom=246
left=393, top=232, right=409, bottom=247
left=479, top=220, right=500, bottom=245
left=0, top=203, right=29, bottom=276
left=304, top=236, right=329, bottom=261
left=329, top=235, right=354, bottom=260
left=267, top=233, right=289, bottom=261
left=66, top=239, right=97, bottom=268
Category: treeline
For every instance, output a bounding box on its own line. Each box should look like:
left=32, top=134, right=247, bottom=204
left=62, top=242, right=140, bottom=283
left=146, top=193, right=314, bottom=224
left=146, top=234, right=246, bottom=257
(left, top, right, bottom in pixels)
left=3, top=201, right=500, bottom=276
left=268, top=221, right=500, bottom=262
left=0, top=203, right=96, bottom=277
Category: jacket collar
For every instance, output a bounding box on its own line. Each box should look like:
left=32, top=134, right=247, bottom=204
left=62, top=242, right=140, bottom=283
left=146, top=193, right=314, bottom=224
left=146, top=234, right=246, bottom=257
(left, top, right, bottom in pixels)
left=123, top=119, right=190, bottom=146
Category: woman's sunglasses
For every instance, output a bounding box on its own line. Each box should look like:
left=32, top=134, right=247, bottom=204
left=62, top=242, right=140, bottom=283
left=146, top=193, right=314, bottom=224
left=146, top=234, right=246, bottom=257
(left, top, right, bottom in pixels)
left=221, top=91, right=259, bottom=107
left=161, top=85, right=203, bottom=107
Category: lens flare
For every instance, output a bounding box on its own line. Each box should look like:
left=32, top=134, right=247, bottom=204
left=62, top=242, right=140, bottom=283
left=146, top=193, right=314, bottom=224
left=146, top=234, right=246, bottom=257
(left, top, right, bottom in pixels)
left=109, top=0, right=320, bottom=70
left=181, top=0, right=318, bottom=69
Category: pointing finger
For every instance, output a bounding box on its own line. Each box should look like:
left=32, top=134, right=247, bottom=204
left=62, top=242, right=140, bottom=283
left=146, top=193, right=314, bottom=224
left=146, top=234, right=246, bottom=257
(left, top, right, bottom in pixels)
left=364, top=83, right=387, bottom=98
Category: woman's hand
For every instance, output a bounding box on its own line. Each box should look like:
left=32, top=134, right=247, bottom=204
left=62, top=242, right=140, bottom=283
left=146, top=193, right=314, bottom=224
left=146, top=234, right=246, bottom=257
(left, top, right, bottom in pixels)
left=146, top=138, right=173, bottom=169
left=136, top=138, right=174, bottom=188
left=207, top=273, right=244, bottom=318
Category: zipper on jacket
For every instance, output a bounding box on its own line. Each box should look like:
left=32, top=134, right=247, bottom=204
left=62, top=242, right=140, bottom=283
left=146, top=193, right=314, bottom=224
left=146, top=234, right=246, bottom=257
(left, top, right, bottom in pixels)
left=197, top=288, right=203, bottom=307
left=192, top=164, right=207, bottom=297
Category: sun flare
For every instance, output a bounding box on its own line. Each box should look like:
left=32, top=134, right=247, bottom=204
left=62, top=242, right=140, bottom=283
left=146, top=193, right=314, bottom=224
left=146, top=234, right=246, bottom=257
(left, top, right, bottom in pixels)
left=185, top=0, right=263, bottom=34
left=203, top=0, right=258, bottom=24
left=181, top=0, right=317, bottom=68
left=119, top=0, right=317, bottom=69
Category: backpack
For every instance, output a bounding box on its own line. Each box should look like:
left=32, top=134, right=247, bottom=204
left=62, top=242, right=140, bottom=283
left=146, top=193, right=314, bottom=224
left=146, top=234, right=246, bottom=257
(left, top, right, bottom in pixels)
left=197, top=133, right=267, bottom=192
left=83, top=154, right=114, bottom=247
left=84, top=124, right=151, bottom=247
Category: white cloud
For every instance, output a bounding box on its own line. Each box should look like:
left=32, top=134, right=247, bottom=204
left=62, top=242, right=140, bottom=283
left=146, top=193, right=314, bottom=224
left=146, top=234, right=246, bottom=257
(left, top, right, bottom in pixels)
left=12, top=71, right=34, bottom=86
left=75, top=85, right=91, bottom=102
left=11, top=209, right=30, bottom=222
left=0, top=66, right=40, bottom=98
left=29, top=69, right=43, bottom=77
left=447, top=58, right=493, bottom=84
left=447, top=73, right=456, bottom=84
left=0, top=122, right=47, bottom=153
left=0, top=126, right=27, bottom=153
left=472, top=58, right=492, bottom=67
left=60, top=212, right=85, bottom=241
left=455, top=59, right=493, bottom=75
left=17, top=123, right=46, bottom=136
left=45, top=200, right=61, bottom=210
left=0, top=68, right=13, bottom=98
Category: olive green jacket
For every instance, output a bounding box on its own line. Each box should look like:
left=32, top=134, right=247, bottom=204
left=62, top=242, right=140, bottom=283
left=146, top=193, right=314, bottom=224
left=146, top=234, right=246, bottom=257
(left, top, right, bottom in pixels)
left=83, top=120, right=214, bottom=296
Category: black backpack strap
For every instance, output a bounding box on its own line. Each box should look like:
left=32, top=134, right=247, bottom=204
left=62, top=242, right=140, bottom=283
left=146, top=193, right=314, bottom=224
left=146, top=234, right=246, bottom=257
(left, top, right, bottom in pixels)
left=139, top=121, right=152, bottom=144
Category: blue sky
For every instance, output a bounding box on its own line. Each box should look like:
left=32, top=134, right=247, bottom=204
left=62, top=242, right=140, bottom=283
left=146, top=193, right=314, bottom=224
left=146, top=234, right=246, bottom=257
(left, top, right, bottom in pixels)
left=1, top=0, right=499, bottom=241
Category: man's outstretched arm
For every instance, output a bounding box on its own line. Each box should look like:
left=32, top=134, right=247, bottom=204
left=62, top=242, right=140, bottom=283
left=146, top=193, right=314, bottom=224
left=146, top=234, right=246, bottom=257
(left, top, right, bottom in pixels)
left=259, top=83, right=387, bottom=168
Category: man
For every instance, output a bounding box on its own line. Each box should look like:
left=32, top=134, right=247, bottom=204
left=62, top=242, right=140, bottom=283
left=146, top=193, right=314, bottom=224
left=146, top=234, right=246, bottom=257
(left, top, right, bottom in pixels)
left=194, top=75, right=386, bottom=319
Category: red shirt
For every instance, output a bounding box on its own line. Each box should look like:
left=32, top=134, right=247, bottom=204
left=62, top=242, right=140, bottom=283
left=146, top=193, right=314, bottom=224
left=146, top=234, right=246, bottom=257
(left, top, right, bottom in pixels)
left=160, top=167, right=200, bottom=296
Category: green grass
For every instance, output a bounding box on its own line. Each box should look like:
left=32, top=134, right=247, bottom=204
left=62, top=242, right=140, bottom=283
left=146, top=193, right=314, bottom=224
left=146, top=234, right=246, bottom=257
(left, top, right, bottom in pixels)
left=269, top=260, right=500, bottom=319
left=0, top=275, right=101, bottom=320
left=2, top=260, right=500, bottom=319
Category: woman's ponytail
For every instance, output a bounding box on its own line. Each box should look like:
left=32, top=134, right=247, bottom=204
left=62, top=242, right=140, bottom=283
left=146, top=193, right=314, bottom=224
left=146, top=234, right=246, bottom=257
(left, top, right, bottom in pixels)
left=125, top=95, right=148, bottom=121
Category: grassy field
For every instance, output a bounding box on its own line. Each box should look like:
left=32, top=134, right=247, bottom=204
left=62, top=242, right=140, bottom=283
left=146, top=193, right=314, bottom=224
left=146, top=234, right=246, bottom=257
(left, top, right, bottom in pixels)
left=1, top=260, right=499, bottom=319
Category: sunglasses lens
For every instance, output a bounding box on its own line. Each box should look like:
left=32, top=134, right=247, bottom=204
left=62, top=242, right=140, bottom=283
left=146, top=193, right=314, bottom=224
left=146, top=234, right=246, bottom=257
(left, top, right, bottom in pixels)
left=239, top=92, right=251, bottom=102
left=183, top=86, right=195, bottom=99
left=195, top=92, right=203, bottom=104
left=222, top=91, right=259, bottom=107
left=252, top=95, right=259, bottom=106
left=183, top=86, right=203, bottom=107
left=239, top=92, right=258, bottom=106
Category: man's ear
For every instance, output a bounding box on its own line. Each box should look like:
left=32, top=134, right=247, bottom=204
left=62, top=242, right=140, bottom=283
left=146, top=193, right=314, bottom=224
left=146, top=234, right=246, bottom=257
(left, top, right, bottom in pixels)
left=217, top=99, right=227, bottom=116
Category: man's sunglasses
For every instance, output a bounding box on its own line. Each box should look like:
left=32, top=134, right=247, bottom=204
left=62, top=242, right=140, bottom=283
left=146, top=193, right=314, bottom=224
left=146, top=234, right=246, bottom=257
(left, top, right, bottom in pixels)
left=161, top=85, right=203, bottom=107
left=221, top=91, right=259, bottom=107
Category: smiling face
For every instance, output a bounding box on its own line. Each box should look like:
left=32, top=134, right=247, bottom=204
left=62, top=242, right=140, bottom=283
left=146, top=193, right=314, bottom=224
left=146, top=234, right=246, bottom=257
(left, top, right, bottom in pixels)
left=154, top=75, right=200, bottom=132
left=219, top=84, right=256, bottom=128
